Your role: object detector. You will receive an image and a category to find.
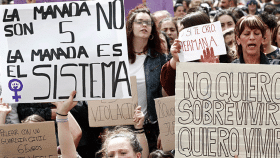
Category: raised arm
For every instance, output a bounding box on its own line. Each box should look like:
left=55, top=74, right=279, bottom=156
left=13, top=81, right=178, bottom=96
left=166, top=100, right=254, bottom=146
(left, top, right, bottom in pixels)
left=52, top=91, right=78, bottom=158
left=133, top=106, right=149, bottom=158
left=169, top=39, right=181, bottom=70
left=0, top=98, right=12, bottom=124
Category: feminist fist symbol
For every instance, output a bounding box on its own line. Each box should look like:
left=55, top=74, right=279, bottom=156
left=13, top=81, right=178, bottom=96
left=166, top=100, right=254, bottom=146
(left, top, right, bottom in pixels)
left=8, top=79, right=23, bottom=102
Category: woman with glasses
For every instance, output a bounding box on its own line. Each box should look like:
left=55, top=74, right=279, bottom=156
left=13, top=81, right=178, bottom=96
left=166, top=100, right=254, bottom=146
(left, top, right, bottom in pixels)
left=126, top=5, right=167, bottom=152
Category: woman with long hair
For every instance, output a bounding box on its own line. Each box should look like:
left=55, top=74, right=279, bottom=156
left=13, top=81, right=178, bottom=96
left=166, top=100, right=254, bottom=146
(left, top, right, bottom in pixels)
left=126, top=5, right=167, bottom=152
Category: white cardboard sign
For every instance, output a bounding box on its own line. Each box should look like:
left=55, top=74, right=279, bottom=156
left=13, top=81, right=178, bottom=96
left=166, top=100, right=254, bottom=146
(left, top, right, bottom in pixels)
left=176, top=62, right=280, bottom=158
left=178, top=21, right=226, bottom=62
left=0, top=0, right=131, bottom=103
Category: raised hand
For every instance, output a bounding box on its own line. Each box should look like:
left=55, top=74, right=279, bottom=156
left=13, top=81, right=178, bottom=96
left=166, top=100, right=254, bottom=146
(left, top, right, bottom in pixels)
left=200, top=47, right=219, bottom=63
left=133, top=106, right=145, bottom=129
left=0, top=98, right=11, bottom=115
left=52, top=91, right=78, bottom=115
left=170, top=39, right=182, bottom=69
left=0, top=98, right=12, bottom=124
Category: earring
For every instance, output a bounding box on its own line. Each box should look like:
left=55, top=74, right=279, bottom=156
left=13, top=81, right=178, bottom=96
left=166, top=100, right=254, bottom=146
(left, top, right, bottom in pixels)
left=149, top=34, right=154, bottom=40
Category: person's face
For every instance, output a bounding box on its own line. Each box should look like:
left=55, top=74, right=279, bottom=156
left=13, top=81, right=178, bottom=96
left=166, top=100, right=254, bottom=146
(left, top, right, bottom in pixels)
left=174, top=6, right=185, bottom=18
left=183, top=1, right=188, bottom=9
left=263, top=28, right=272, bottom=46
left=248, top=3, right=257, bottom=11
left=107, top=138, right=140, bottom=158
left=219, top=15, right=235, bottom=31
left=275, top=27, right=280, bottom=48
left=224, top=33, right=236, bottom=51
left=236, top=27, right=264, bottom=56
left=133, top=13, right=152, bottom=40
left=220, top=0, right=231, bottom=9
left=160, top=21, right=178, bottom=45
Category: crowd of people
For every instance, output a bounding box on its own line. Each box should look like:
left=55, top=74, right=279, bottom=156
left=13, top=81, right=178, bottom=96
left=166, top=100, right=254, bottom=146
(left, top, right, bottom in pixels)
left=1, top=0, right=280, bottom=157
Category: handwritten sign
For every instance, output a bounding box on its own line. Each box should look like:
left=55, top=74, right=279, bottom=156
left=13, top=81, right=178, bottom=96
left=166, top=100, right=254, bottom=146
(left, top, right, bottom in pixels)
left=88, top=76, right=138, bottom=127
left=155, top=96, right=175, bottom=151
left=0, top=121, right=57, bottom=157
left=178, top=21, right=226, bottom=62
left=0, top=0, right=131, bottom=103
left=176, top=62, right=280, bottom=158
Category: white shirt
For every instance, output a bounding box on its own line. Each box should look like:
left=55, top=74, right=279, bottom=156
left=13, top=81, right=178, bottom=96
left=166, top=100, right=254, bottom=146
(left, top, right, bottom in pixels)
left=129, top=54, right=148, bottom=117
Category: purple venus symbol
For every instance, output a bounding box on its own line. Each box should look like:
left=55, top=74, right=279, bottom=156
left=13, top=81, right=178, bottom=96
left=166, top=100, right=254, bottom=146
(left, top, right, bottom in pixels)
left=8, top=79, right=23, bottom=102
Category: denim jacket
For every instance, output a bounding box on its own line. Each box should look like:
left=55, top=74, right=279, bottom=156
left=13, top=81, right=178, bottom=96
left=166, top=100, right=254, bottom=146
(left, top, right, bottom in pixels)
left=144, top=49, right=167, bottom=123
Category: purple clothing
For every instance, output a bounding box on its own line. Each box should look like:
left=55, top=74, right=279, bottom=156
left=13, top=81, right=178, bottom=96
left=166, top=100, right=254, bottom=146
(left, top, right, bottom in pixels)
left=124, top=0, right=143, bottom=18
left=146, top=0, right=174, bottom=16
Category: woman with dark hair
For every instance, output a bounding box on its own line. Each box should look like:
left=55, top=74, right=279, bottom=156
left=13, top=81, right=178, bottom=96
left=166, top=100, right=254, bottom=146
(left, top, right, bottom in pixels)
left=126, top=5, right=167, bottom=152
left=230, top=7, right=247, bottom=21
left=213, top=10, right=237, bottom=31
left=158, top=17, right=178, bottom=45
left=272, top=24, right=280, bottom=48
left=246, top=0, right=259, bottom=15
left=233, top=15, right=280, bottom=64
left=174, top=3, right=186, bottom=19
left=160, top=11, right=216, bottom=96
left=257, top=12, right=279, bottom=59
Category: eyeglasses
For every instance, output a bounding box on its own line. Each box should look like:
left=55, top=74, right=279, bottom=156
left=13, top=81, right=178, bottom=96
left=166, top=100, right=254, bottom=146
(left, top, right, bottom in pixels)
left=134, top=20, right=153, bottom=26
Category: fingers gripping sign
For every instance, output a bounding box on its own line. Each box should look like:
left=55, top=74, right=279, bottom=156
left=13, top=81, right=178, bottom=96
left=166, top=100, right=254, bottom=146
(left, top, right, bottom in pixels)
left=200, top=47, right=219, bottom=63
left=133, top=106, right=144, bottom=129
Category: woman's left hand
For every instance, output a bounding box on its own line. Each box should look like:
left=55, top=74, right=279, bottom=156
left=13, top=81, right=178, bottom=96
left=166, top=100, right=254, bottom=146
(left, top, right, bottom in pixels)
left=200, top=47, right=219, bottom=63
left=133, top=106, right=144, bottom=129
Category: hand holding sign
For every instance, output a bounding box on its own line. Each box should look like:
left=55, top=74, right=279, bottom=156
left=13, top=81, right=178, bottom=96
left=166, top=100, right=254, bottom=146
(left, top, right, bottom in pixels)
left=170, top=39, right=181, bottom=69
left=200, top=47, right=219, bottom=63
left=133, top=106, right=144, bottom=130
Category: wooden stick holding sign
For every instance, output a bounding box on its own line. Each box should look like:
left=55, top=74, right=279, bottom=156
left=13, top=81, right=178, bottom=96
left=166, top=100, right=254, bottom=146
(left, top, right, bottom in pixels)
left=155, top=96, right=175, bottom=151
left=0, top=121, right=57, bottom=157
left=88, top=76, right=138, bottom=127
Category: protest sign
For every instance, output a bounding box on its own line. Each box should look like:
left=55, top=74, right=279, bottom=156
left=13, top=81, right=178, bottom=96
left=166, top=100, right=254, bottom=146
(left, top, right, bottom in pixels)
left=155, top=96, right=175, bottom=151
left=88, top=76, right=138, bottom=127
left=178, top=21, right=226, bottom=62
left=176, top=62, right=280, bottom=158
left=0, top=121, right=57, bottom=157
left=0, top=0, right=131, bottom=103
